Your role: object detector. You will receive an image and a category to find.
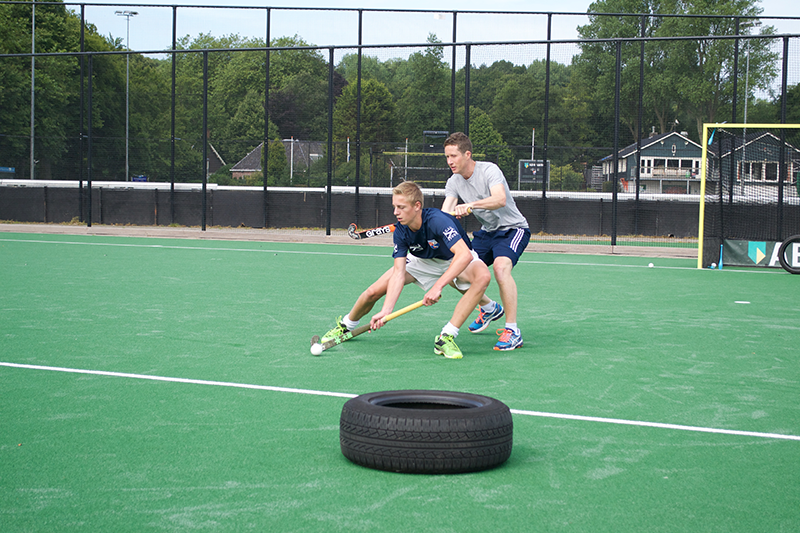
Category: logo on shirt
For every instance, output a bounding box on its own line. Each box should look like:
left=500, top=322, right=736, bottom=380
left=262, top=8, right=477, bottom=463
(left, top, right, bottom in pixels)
left=410, top=244, right=424, bottom=252
left=427, top=240, right=439, bottom=249
left=443, top=226, right=459, bottom=241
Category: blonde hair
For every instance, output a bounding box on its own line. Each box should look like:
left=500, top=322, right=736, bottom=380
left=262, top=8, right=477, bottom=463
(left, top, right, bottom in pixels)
left=392, top=181, right=424, bottom=208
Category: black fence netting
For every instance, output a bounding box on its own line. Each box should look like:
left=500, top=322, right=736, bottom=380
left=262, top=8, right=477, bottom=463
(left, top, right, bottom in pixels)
left=1, top=2, right=799, bottom=248
left=701, top=125, right=800, bottom=266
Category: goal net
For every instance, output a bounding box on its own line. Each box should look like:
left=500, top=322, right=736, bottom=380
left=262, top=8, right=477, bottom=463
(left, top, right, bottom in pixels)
left=380, top=151, right=451, bottom=188
left=698, top=123, right=800, bottom=269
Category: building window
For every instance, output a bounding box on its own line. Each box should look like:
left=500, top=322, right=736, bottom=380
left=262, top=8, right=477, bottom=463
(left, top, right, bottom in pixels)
left=765, top=162, right=778, bottom=181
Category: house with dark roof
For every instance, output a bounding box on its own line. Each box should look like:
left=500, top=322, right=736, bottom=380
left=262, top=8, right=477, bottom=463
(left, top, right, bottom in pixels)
left=230, top=140, right=324, bottom=181
left=599, top=131, right=703, bottom=194
left=230, top=143, right=264, bottom=180
left=708, top=130, right=800, bottom=184
left=208, top=143, right=226, bottom=175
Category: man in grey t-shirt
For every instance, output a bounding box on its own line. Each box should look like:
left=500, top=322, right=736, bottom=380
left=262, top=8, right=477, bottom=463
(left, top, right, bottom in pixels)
left=441, top=132, right=531, bottom=351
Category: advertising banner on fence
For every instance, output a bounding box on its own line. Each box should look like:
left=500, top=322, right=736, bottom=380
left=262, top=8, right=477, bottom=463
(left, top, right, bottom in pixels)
left=722, top=239, right=783, bottom=268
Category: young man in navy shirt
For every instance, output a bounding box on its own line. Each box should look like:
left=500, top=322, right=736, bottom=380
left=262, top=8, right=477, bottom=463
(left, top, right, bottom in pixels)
left=322, top=181, right=490, bottom=359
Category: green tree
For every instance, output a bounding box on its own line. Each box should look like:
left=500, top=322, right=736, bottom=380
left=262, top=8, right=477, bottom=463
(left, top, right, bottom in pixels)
left=334, top=78, right=396, bottom=144
left=574, top=0, right=665, bottom=147
left=0, top=0, right=122, bottom=180
left=658, top=0, right=777, bottom=137
left=259, top=139, right=289, bottom=186
left=337, top=53, right=390, bottom=85
left=574, top=0, right=778, bottom=143
left=396, top=34, right=450, bottom=141
left=467, top=109, right=514, bottom=178
left=549, top=164, right=586, bottom=191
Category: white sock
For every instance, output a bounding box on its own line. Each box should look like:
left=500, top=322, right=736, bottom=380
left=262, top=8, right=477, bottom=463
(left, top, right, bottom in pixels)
left=343, top=315, right=360, bottom=330
left=481, top=301, right=496, bottom=313
left=441, top=322, right=459, bottom=338
left=505, top=322, right=519, bottom=335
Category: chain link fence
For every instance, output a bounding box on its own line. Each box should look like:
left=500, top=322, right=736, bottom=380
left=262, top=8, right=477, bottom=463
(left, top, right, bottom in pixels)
left=2, top=3, right=799, bottom=247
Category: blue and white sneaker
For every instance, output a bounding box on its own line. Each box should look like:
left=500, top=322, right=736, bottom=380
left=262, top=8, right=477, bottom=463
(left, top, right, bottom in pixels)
left=468, top=303, right=505, bottom=333
left=493, top=328, right=523, bottom=351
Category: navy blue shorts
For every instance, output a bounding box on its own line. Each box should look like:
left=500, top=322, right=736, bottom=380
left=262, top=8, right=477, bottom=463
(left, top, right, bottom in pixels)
left=471, top=227, right=530, bottom=267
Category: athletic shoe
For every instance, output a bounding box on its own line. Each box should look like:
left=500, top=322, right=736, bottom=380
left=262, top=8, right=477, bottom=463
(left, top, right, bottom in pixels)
left=468, top=303, right=505, bottom=333
left=321, top=316, right=349, bottom=343
left=434, top=334, right=463, bottom=359
left=493, top=328, right=523, bottom=351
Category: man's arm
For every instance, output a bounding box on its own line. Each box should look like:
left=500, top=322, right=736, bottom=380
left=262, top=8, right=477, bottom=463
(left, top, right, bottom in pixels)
left=441, top=196, right=458, bottom=214
left=423, top=239, right=473, bottom=305
left=449, top=183, right=507, bottom=217
left=370, top=257, right=407, bottom=330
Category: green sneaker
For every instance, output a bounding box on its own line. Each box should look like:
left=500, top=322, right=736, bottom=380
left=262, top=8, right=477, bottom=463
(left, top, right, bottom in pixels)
left=434, top=334, right=463, bottom=359
left=321, top=316, right=349, bottom=343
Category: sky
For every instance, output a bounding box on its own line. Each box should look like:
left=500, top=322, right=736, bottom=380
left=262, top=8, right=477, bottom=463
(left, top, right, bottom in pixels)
left=73, top=0, right=800, bottom=57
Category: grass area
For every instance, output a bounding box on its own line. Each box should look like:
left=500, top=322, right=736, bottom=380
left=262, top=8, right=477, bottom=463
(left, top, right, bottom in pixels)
left=1, top=232, right=796, bottom=532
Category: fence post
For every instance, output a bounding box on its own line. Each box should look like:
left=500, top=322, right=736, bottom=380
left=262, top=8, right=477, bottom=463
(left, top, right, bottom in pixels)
left=355, top=9, right=363, bottom=226
left=450, top=11, right=458, bottom=135
left=464, top=44, right=470, bottom=136
left=732, top=18, right=741, bottom=124
left=79, top=5, right=85, bottom=223
left=777, top=36, right=789, bottom=241
left=326, top=47, right=334, bottom=236
left=635, top=15, right=645, bottom=233
left=263, top=7, right=271, bottom=229
left=170, top=5, right=177, bottom=225
left=611, top=40, right=621, bottom=246
left=87, top=54, right=93, bottom=228
left=542, top=13, right=552, bottom=233
left=202, top=50, right=208, bottom=231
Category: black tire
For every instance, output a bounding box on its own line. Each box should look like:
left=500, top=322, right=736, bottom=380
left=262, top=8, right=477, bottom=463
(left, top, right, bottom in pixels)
left=340, top=390, right=513, bottom=474
left=778, top=235, right=800, bottom=274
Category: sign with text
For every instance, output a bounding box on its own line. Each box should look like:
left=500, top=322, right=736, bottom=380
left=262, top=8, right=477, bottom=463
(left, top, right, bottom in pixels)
left=518, top=160, right=549, bottom=186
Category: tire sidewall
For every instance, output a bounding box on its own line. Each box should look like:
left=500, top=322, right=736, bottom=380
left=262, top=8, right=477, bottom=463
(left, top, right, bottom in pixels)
left=778, top=235, right=800, bottom=274
left=340, top=390, right=513, bottom=475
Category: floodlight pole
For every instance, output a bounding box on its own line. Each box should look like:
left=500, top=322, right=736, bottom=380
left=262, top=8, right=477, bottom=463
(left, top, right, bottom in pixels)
left=116, top=10, right=138, bottom=181
left=30, top=3, right=35, bottom=179
left=741, top=21, right=760, bottom=191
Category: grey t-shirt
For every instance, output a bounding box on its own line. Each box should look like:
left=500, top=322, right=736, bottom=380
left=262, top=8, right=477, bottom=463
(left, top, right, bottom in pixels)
left=445, top=161, right=528, bottom=232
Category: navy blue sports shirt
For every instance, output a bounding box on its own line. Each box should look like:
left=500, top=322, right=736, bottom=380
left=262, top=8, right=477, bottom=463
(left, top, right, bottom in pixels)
left=392, top=208, right=472, bottom=260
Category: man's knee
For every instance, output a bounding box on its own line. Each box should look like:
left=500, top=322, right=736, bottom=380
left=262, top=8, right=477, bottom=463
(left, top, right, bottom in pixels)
left=493, top=257, right=514, bottom=281
left=362, top=284, right=385, bottom=303
left=474, top=264, right=492, bottom=290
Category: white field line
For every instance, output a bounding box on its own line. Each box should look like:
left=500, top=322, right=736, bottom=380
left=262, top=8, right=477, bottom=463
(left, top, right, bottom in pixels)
left=0, top=238, right=383, bottom=258
left=0, top=362, right=356, bottom=399
left=3, top=237, right=785, bottom=273
left=509, top=408, right=800, bottom=441
left=3, top=362, right=799, bottom=442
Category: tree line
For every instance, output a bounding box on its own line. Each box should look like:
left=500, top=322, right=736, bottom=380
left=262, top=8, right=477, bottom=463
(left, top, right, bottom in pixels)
left=1, top=0, right=798, bottom=189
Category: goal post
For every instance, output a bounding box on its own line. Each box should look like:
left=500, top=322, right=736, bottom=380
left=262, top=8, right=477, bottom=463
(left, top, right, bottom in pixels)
left=698, top=123, right=800, bottom=269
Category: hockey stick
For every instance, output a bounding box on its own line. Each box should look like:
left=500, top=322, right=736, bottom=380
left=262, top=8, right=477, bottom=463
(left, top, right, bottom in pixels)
left=348, top=222, right=395, bottom=240
left=311, top=299, right=425, bottom=354
left=348, top=207, right=472, bottom=240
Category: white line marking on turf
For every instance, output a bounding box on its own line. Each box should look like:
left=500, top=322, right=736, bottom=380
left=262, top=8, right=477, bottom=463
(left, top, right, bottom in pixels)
left=2, top=238, right=696, bottom=269
left=2, top=237, right=787, bottom=274
left=0, top=238, right=384, bottom=258
left=509, top=409, right=800, bottom=441
left=3, top=362, right=799, bottom=442
left=0, top=362, right=356, bottom=399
